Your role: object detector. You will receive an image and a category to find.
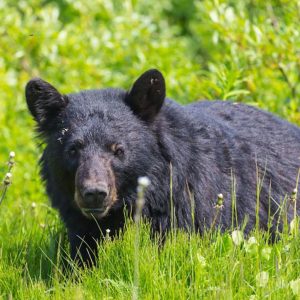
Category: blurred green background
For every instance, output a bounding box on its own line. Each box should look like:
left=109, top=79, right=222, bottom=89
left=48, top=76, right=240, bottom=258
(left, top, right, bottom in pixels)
left=1, top=0, right=300, bottom=297
left=3, top=0, right=300, bottom=205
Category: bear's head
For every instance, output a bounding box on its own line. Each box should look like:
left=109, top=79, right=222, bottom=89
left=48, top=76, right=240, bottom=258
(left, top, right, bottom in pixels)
left=25, top=69, right=166, bottom=219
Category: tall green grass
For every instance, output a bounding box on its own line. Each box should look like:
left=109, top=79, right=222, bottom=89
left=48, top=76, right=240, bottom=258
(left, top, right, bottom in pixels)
left=1, top=215, right=300, bottom=298
left=1, top=153, right=300, bottom=298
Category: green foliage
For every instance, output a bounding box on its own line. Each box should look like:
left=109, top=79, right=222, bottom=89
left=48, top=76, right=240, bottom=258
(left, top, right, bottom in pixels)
left=1, top=0, right=300, bottom=298
left=189, top=0, right=300, bottom=121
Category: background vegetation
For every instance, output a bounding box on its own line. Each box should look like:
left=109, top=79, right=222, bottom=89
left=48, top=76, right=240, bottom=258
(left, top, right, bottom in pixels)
left=1, top=0, right=300, bottom=298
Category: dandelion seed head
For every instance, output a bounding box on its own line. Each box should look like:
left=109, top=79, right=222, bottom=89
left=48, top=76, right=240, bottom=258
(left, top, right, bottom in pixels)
left=138, top=176, right=150, bottom=188
left=217, top=193, right=223, bottom=199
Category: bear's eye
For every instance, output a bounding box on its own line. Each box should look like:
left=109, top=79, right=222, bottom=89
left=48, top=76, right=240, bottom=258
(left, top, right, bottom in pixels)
left=67, top=140, right=83, bottom=157
left=68, top=146, right=77, bottom=156
left=111, top=144, right=124, bottom=157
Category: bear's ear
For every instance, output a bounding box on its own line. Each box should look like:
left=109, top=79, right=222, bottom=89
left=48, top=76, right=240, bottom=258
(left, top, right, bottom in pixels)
left=125, top=69, right=166, bottom=122
left=25, top=78, right=68, bottom=127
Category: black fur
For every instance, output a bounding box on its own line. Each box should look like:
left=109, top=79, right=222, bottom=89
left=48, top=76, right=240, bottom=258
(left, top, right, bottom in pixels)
left=25, top=69, right=300, bottom=267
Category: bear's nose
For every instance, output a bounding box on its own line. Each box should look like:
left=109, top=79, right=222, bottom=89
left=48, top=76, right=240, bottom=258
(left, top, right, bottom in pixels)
left=83, top=187, right=108, bottom=207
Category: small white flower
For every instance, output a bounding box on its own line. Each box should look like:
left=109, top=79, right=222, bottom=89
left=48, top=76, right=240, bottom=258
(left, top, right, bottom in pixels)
left=248, top=236, right=257, bottom=245
left=215, top=193, right=224, bottom=207
left=290, top=218, right=298, bottom=232
left=290, top=278, right=300, bottom=295
left=138, top=176, right=150, bottom=188
left=244, top=236, right=258, bottom=254
left=196, top=253, right=206, bottom=267
left=231, top=230, right=244, bottom=246
left=4, top=172, right=12, bottom=185
left=261, top=247, right=272, bottom=261
left=5, top=172, right=12, bottom=179
left=276, top=278, right=286, bottom=289
left=9, top=151, right=15, bottom=159
left=105, top=228, right=111, bottom=241
left=256, top=271, right=269, bottom=288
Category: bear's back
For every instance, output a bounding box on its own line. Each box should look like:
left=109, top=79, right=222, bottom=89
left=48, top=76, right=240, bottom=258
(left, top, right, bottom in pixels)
left=184, top=100, right=300, bottom=159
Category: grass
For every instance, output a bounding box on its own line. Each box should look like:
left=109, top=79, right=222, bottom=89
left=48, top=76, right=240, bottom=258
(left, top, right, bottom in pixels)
left=1, top=215, right=300, bottom=298
left=1, top=0, right=300, bottom=298
left=1, top=153, right=300, bottom=299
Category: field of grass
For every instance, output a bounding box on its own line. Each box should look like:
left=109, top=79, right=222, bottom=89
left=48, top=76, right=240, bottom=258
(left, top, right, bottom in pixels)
left=1, top=0, right=300, bottom=298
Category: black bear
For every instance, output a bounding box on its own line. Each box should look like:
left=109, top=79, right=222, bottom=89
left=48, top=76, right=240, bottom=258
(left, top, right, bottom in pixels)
left=26, top=69, right=300, bottom=267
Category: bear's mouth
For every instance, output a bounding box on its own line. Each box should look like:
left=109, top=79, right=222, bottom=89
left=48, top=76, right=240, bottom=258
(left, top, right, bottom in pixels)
left=82, top=208, right=106, bottom=213
left=81, top=207, right=110, bottom=219
left=74, top=188, right=112, bottom=219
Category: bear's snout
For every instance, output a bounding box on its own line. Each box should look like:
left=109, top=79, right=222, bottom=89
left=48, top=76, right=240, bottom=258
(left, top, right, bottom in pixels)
left=74, top=156, right=117, bottom=219
left=82, top=185, right=109, bottom=208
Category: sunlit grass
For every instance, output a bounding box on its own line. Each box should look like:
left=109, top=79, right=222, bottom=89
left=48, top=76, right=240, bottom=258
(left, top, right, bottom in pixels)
left=1, top=212, right=300, bottom=299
